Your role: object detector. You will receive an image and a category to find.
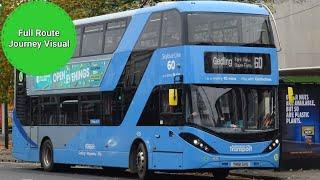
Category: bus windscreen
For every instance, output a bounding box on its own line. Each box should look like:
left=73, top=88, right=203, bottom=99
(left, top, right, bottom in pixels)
left=187, top=85, right=277, bottom=134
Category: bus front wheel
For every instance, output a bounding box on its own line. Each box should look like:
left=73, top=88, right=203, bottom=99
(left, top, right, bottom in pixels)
left=135, top=142, right=152, bottom=179
left=40, top=139, right=56, bottom=172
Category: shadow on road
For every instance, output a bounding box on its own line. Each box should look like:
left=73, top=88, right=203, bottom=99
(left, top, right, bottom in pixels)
left=30, top=166, right=213, bottom=180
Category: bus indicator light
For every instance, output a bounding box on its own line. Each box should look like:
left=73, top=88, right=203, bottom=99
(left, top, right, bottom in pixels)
left=274, top=154, right=279, bottom=161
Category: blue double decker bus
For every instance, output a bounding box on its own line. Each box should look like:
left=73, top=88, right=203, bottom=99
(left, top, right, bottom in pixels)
left=14, top=1, right=279, bottom=179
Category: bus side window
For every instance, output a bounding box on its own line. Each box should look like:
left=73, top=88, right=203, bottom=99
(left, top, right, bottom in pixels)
left=80, top=95, right=102, bottom=125
left=134, top=12, right=162, bottom=51
left=30, top=97, right=40, bottom=126
left=160, top=88, right=184, bottom=126
left=59, top=96, right=79, bottom=125
left=104, top=19, right=127, bottom=54
left=103, top=93, right=113, bottom=125
left=137, top=88, right=160, bottom=126
left=81, top=24, right=104, bottom=56
left=73, top=27, right=82, bottom=57
left=42, top=96, right=59, bottom=125
left=111, top=88, right=125, bottom=126
left=161, top=10, right=182, bottom=47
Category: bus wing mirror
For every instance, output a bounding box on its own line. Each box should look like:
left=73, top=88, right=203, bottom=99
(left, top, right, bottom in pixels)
left=169, top=89, right=178, bottom=106
left=288, top=87, right=295, bottom=105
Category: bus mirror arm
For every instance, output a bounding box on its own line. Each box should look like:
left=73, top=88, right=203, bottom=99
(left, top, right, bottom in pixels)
left=257, top=3, right=282, bottom=52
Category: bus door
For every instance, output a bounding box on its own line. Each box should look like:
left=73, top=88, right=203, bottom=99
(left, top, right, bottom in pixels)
left=152, top=88, right=184, bottom=169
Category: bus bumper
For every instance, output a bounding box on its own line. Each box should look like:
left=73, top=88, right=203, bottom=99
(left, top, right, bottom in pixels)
left=182, top=146, right=280, bottom=170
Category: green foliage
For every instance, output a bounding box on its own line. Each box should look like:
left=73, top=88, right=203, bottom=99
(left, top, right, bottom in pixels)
left=0, top=0, right=25, bottom=103
left=51, top=0, right=167, bottom=19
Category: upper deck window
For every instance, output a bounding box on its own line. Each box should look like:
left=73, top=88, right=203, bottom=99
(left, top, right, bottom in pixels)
left=82, top=24, right=104, bottom=56
left=135, top=9, right=182, bottom=51
left=135, top=13, right=162, bottom=50
left=104, top=19, right=127, bottom=54
left=161, top=10, right=182, bottom=47
left=73, top=27, right=82, bottom=57
left=187, top=13, right=274, bottom=47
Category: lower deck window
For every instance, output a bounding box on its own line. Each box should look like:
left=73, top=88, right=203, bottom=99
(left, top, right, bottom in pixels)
left=137, top=86, right=185, bottom=126
left=160, top=89, right=184, bottom=126
left=81, top=102, right=102, bottom=125
left=42, top=104, right=58, bottom=125
left=60, top=100, right=78, bottom=125
left=27, top=93, right=112, bottom=126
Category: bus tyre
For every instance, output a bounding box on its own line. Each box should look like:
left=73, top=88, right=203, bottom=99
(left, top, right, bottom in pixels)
left=40, top=139, right=56, bottom=172
left=136, top=143, right=152, bottom=180
left=213, top=169, right=229, bottom=180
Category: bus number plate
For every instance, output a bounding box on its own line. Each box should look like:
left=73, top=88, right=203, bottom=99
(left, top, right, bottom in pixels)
left=231, top=161, right=251, bottom=167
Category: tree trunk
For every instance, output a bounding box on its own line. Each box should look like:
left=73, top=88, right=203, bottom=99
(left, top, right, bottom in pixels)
left=4, top=102, right=8, bottom=149
left=1, top=103, right=4, bottom=135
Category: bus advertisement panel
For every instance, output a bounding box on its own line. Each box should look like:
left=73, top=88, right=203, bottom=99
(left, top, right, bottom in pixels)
left=282, top=85, right=320, bottom=160
left=32, top=60, right=110, bottom=91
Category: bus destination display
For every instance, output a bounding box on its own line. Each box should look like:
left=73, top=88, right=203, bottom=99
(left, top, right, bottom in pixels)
left=204, top=52, right=271, bottom=75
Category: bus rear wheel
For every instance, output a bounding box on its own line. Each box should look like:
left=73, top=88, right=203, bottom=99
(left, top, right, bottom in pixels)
left=135, top=143, right=152, bottom=180
left=40, top=139, right=56, bottom=172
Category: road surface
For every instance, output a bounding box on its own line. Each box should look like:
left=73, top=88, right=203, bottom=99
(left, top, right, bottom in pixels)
left=0, top=162, right=252, bottom=180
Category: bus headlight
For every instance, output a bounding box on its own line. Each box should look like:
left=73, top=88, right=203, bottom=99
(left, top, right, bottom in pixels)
left=179, top=132, right=217, bottom=154
left=263, top=138, right=280, bottom=153
left=193, top=139, right=200, bottom=145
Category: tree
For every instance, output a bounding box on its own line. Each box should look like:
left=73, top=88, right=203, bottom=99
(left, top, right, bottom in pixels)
left=0, top=0, right=22, bottom=104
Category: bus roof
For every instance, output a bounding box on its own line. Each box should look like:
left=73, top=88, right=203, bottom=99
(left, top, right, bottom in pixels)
left=74, top=1, right=269, bottom=26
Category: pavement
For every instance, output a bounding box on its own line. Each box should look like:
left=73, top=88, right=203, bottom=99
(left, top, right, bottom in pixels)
left=0, top=134, right=12, bottom=148
left=0, top=134, right=20, bottom=163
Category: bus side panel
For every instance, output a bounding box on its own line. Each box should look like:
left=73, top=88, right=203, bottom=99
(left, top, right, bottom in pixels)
left=43, top=126, right=153, bottom=168
left=152, top=152, right=183, bottom=170
left=12, top=111, right=39, bottom=162
left=12, top=126, right=38, bottom=162
left=54, top=149, right=129, bottom=167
